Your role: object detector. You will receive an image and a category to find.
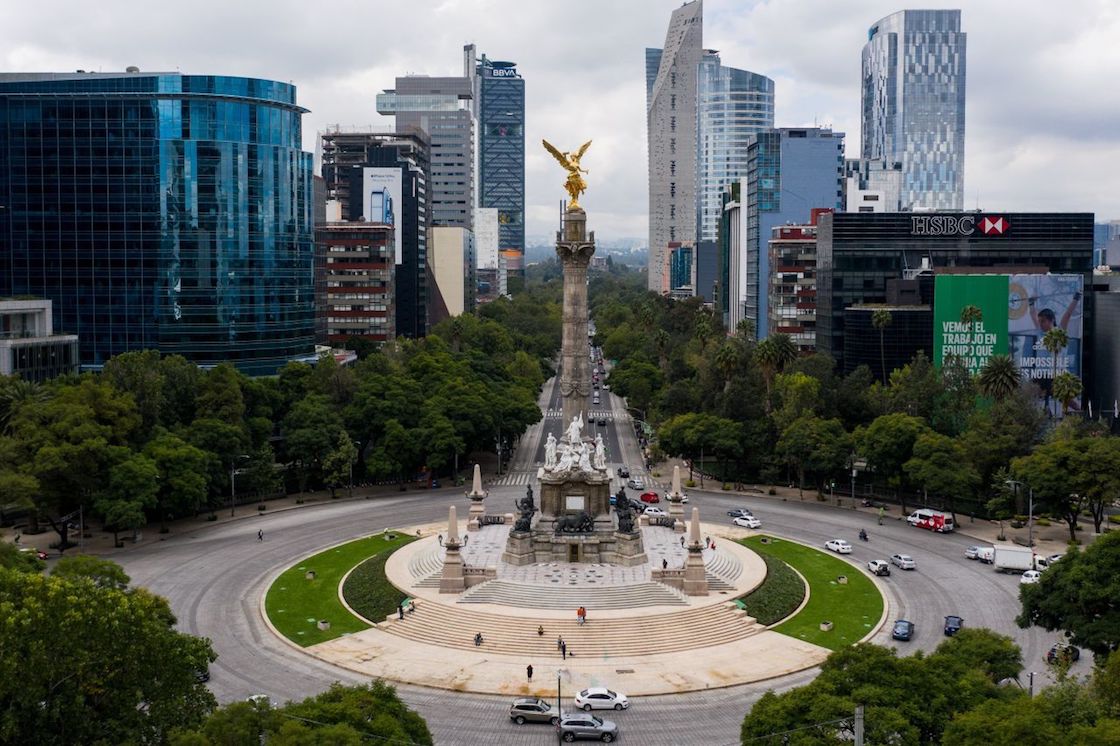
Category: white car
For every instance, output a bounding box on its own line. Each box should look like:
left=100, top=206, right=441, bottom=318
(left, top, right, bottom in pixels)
left=1036, top=554, right=1064, bottom=569
left=643, top=506, right=667, bottom=518
left=602, top=384, right=610, bottom=390
left=574, top=687, right=629, bottom=711
left=733, top=516, right=762, bottom=529
left=825, top=539, right=852, bottom=554
left=891, top=553, right=916, bottom=570
left=1021, top=570, right=1042, bottom=585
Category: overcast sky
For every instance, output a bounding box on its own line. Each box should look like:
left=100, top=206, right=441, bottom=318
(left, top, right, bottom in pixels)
left=3, top=0, right=1118, bottom=241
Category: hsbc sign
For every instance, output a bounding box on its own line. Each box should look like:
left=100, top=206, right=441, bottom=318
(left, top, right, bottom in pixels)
left=910, top=214, right=1010, bottom=237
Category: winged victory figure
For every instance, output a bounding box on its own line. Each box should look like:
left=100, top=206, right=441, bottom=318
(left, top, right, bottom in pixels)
left=542, top=139, right=592, bottom=210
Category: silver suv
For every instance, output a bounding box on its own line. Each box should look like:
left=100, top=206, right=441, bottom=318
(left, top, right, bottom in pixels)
left=509, top=697, right=560, bottom=725
left=559, top=713, right=619, bottom=742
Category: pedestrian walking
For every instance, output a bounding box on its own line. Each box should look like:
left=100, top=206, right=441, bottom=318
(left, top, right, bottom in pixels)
left=257, top=529, right=264, bottom=542
left=661, top=558, right=668, bottom=570
left=711, top=539, right=717, bottom=550
left=680, top=536, right=685, bottom=547
left=526, top=664, right=534, bottom=681
left=408, top=601, right=416, bottom=614
left=878, top=507, right=885, bottom=526
left=557, top=635, right=564, bottom=651
left=561, top=641, right=567, bottom=660
left=705, top=535, right=711, bottom=548
left=397, top=604, right=404, bottom=620
left=474, top=632, right=483, bottom=646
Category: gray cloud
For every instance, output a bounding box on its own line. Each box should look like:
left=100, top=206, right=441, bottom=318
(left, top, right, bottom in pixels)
left=2, top=0, right=1117, bottom=240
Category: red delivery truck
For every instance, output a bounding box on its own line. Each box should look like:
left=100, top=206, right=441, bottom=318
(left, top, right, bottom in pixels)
left=907, top=509, right=955, bottom=533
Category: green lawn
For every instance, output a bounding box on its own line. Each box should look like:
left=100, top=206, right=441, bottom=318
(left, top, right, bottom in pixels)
left=265, top=531, right=416, bottom=647
left=741, top=535, right=884, bottom=650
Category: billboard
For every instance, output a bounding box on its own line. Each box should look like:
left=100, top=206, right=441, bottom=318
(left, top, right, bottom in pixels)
left=933, top=274, right=1009, bottom=374
left=361, top=167, right=402, bottom=264
left=934, top=274, right=1084, bottom=413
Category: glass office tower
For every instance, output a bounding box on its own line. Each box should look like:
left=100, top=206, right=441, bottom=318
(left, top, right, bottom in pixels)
left=696, top=50, right=774, bottom=244
left=0, top=71, right=315, bottom=374
left=475, top=56, right=525, bottom=266
left=862, top=10, right=966, bottom=211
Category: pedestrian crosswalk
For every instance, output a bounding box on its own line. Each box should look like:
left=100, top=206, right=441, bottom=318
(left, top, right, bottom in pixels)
left=543, top=408, right=615, bottom=420
left=492, top=471, right=534, bottom=486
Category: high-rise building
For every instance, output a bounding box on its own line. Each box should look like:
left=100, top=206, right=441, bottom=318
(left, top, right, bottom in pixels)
left=862, top=10, right=967, bottom=211
left=377, top=46, right=476, bottom=230
left=767, top=209, right=831, bottom=353
left=475, top=55, right=525, bottom=267
left=316, top=217, right=395, bottom=345
left=430, top=227, right=476, bottom=320
left=696, top=51, right=774, bottom=244
left=718, top=179, right=747, bottom=332
left=0, top=299, right=79, bottom=381
left=669, top=245, right=694, bottom=299
left=319, top=128, right=430, bottom=339
left=0, top=71, right=315, bottom=374
left=646, top=0, right=703, bottom=292
left=744, top=128, right=845, bottom=338
left=844, top=158, right=903, bottom=213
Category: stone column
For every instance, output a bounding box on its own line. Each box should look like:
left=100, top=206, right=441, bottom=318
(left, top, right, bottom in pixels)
left=666, top=465, right=686, bottom=532
left=439, top=505, right=466, bottom=594
left=556, top=208, right=596, bottom=432
left=466, top=464, right=487, bottom=531
left=683, top=507, right=709, bottom=596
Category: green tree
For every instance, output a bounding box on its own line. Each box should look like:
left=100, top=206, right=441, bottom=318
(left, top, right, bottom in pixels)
left=1042, top=326, right=1070, bottom=415
left=0, top=376, right=47, bottom=434
left=1052, top=372, right=1083, bottom=416
left=145, top=433, right=211, bottom=528
left=283, top=394, right=346, bottom=493
left=1011, top=437, right=1088, bottom=542
left=978, top=354, right=1022, bottom=400
left=102, top=349, right=166, bottom=441
left=96, top=452, right=159, bottom=545
left=714, top=341, right=743, bottom=393
left=195, top=363, right=246, bottom=424
left=1018, top=531, right=1120, bottom=659
left=776, top=416, right=850, bottom=497
left=51, top=555, right=131, bottom=590
left=871, top=308, right=893, bottom=383
left=159, top=354, right=202, bottom=428
left=322, top=432, right=359, bottom=498
left=904, top=431, right=978, bottom=518
left=755, top=335, right=797, bottom=412
left=0, top=542, right=44, bottom=573
left=887, top=351, right=942, bottom=422
left=0, top=568, right=216, bottom=744
left=859, top=413, right=929, bottom=512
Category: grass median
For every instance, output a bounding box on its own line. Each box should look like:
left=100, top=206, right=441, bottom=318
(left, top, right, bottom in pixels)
left=737, top=551, right=806, bottom=625
left=265, top=531, right=416, bottom=647
left=741, top=535, right=883, bottom=651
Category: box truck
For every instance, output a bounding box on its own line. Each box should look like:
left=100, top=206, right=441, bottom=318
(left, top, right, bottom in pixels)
left=994, top=546, right=1035, bottom=573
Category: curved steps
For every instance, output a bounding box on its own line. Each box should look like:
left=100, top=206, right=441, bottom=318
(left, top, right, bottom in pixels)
left=378, top=599, right=762, bottom=658
left=457, top=580, right=689, bottom=609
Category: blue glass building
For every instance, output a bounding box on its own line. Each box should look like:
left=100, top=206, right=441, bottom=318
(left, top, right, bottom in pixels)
left=862, top=10, right=966, bottom=211
left=0, top=71, right=315, bottom=374
left=744, top=128, right=845, bottom=338
left=696, top=51, right=774, bottom=244
left=475, top=56, right=525, bottom=264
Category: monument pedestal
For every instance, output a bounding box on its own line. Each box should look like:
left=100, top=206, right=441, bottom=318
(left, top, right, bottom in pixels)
left=439, top=544, right=466, bottom=593
left=501, top=531, right=536, bottom=566
left=611, top=531, right=647, bottom=567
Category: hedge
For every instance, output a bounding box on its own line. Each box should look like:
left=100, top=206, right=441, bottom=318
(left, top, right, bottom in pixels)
left=738, top=552, right=806, bottom=626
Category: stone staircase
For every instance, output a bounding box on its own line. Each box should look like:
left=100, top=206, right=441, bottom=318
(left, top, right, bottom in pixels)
left=457, top=580, right=689, bottom=609
left=408, top=548, right=444, bottom=579
left=380, top=599, right=763, bottom=658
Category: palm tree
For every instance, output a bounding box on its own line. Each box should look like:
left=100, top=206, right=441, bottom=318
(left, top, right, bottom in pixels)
left=755, top=334, right=797, bottom=412
left=1052, top=372, right=1082, bottom=416
left=653, top=328, right=670, bottom=372
left=871, top=309, right=893, bottom=383
left=977, top=354, right=1021, bottom=400
left=1042, top=327, right=1070, bottom=416
left=736, top=318, right=756, bottom=341
left=770, top=333, right=798, bottom=369
left=0, top=377, right=46, bottom=434
left=714, top=341, right=742, bottom=393
left=959, top=304, right=983, bottom=331
left=693, top=317, right=713, bottom=354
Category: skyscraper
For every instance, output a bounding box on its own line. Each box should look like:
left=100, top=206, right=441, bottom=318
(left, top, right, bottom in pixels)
left=861, top=10, right=966, bottom=211
left=377, top=45, right=476, bottom=230
left=744, top=128, right=845, bottom=337
left=696, top=51, right=774, bottom=244
left=0, top=71, right=315, bottom=374
left=475, top=55, right=525, bottom=267
left=646, top=0, right=703, bottom=293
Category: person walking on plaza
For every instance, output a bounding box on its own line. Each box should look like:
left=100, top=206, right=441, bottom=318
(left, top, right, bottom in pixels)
left=557, top=635, right=564, bottom=651
left=397, top=603, right=404, bottom=620
left=257, top=529, right=264, bottom=542
left=527, top=664, right=534, bottom=681
left=537, top=624, right=545, bottom=637
left=474, top=632, right=483, bottom=647
left=561, top=641, right=567, bottom=660
left=878, top=507, right=885, bottom=526
left=577, top=606, right=586, bottom=625
left=662, top=558, right=668, bottom=570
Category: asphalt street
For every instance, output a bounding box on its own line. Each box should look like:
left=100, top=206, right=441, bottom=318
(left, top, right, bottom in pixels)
left=114, top=403, right=1073, bottom=745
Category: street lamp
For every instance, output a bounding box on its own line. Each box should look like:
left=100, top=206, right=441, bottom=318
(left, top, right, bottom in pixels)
left=1006, top=479, right=1035, bottom=548
left=229, top=454, right=250, bottom=517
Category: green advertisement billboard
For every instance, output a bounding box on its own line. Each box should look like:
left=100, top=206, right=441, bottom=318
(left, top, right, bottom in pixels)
left=933, top=275, right=1009, bottom=374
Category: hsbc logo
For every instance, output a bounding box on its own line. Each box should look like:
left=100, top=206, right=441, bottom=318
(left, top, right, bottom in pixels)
left=910, top=214, right=1010, bottom=237
left=979, top=216, right=1009, bottom=235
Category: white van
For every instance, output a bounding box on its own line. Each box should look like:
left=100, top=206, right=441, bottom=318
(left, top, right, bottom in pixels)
left=975, top=546, right=995, bottom=564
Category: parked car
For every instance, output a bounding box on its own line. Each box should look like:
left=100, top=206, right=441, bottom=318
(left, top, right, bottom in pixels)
left=628, top=499, right=645, bottom=513
left=1021, top=570, right=1042, bottom=585
left=509, top=697, right=560, bottom=725
left=964, top=546, right=980, bottom=560
left=867, top=559, right=891, bottom=576
left=19, top=547, right=48, bottom=561
left=733, top=515, right=762, bottom=529
left=194, top=667, right=211, bottom=683
left=558, top=713, right=619, bottom=742
left=640, top=491, right=660, bottom=504
left=643, top=506, right=667, bottom=518
left=825, top=539, right=852, bottom=554
left=727, top=508, right=754, bottom=519
left=602, top=384, right=610, bottom=391
left=597, top=417, right=608, bottom=426
left=1036, top=553, right=1064, bottom=569
left=892, top=619, right=915, bottom=641
left=626, top=478, right=644, bottom=490
left=944, top=615, right=964, bottom=636
left=890, top=553, right=916, bottom=570
left=593, top=383, right=600, bottom=390
left=677, top=493, right=689, bottom=503
left=617, top=466, right=630, bottom=478
left=574, top=687, right=629, bottom=711
left=1046, top=642, right=1081, bottom=664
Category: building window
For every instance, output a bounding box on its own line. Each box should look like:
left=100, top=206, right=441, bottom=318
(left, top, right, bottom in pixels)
left=670, top=161, right=676, bottom=176
left=670, top=182, right=676, bottom=198
left=670, top=116, right=676, bottom=132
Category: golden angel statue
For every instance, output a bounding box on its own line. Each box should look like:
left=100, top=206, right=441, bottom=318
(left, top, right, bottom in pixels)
left=542, top=139, right=592, bottom=210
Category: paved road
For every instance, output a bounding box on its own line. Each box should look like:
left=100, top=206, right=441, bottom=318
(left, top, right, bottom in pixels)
left=115, top=409, right=1071, bottom=745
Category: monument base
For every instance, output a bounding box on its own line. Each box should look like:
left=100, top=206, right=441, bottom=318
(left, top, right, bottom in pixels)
left=439, top=548, right=466, bottom=594
left=500, top=532, right=536, bottom=566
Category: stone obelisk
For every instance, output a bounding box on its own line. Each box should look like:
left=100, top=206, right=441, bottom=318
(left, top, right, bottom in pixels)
left=557, top=208, right=595, bottom=429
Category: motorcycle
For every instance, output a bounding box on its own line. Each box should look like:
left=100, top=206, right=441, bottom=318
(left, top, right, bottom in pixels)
left=858, top=529, right=869, bottom=542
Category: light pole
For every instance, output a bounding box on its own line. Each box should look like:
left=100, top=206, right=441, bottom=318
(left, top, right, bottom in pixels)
left=229, top=454, right=249, bottom=517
